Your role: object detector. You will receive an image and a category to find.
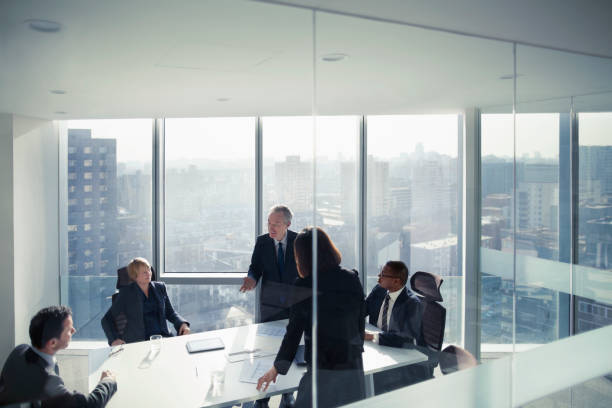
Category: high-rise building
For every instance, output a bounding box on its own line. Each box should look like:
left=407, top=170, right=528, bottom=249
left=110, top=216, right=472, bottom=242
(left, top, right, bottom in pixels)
left=367, top=155, right=389, bottom=218
left=275, top=156, right=312, bottom=212
left=67, top=129, right=118, bottom=277
left=67, top=129, right=119, bottom=338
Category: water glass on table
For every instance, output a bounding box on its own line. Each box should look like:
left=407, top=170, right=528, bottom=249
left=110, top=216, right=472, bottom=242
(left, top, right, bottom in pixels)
left=150, top=334, right=162, bottom=353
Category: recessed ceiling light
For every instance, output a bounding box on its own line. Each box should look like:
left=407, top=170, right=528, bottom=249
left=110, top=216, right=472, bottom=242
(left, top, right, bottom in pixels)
left=24, top=19, right=62, bottom=33
left=216, top=98, right=230, bottom=102
left=54, top=111, right=67, bottom=115
left=321, top=53, right=349, bottom=62
left=50, top=90, right=66, bottom=95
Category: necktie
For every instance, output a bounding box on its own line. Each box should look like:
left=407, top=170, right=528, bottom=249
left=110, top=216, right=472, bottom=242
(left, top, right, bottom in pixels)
left=381, top=294, right=391, bottom=332
left=277, top=242, right=285, bottom=277
left=53, top=363, right=60, bottom=375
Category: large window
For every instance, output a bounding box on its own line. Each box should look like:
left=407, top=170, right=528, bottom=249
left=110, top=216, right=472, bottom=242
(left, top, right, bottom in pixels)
left=61, top=115, right=467, bottom=343
left=63, top=119, right=153, bottom=339
left=367, top=114, right=462, bottom=344
left=164, top=117, right=256, bottom=273
left=261, top=116, right=359, bottom=270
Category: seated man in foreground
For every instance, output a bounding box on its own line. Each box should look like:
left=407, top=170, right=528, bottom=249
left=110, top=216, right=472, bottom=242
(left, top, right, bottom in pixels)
left=0, top=305, right=117, bottom=407
left=364, top=261, right=429, bottom=394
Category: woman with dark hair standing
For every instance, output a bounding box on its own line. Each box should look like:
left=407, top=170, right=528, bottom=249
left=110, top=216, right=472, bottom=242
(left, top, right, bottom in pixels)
left=256, top=227, right=366, bottom=408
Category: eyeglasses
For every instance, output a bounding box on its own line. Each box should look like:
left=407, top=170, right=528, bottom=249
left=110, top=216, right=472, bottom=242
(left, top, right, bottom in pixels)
left=377, top=272, right=398, bottom=279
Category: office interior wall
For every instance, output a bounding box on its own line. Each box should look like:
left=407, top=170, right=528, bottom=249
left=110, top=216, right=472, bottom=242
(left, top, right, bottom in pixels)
left=0, top=113, right=16, bottom=365
left=12, top=115, right=60, bottom=346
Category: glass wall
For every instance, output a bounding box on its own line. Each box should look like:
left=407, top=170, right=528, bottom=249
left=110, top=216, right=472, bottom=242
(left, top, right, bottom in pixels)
left=52, top=1, right=612, bottom=405
left=366, top=114, right=462, bottom=344
left=575, top=110, right=612, bottom=334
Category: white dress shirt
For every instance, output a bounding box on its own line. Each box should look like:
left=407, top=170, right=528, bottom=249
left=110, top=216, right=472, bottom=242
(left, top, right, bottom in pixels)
left=31, top=346, right=57, bottom=373
left=373, top=287, right=403, bottom=343
left=376, top=287, right=403, bottom=329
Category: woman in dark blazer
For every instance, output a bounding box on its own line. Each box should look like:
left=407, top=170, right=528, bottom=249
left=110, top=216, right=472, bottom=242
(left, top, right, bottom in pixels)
left=101, top=257, right=190, bottom=346
left=257, top=227, right=366, bottom=408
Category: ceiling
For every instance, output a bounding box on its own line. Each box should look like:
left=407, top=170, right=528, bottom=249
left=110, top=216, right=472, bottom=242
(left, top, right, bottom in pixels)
left=1, top=0, right=611, bottom=120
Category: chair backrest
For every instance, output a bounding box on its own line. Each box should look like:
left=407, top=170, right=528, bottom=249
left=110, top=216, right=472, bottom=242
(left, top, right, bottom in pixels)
left=410, top=271, right=446, bottom=351
left=115, top=265, right=157, bottom=289
left=111, top=265, right=157, bottom=335
left=439, top=345, right=478, bottom=375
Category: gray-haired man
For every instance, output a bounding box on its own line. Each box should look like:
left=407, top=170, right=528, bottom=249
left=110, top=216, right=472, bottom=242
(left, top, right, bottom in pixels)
left=240, top=205, right=298, bottom=408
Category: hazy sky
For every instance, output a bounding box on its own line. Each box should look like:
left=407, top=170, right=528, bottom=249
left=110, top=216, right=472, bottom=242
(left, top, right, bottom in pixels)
left=68, top=112, right=611, bottom=164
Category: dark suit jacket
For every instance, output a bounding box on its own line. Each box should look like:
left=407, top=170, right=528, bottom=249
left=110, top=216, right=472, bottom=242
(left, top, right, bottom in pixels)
left=247, top=231, right=298, bottom=322
left=101, top=281, right=188, bottom=345
left=366, top=285, right=431, bottom=393
left=0, top=344, right=116, bottom=408
left=365, top=285, right=424, bottom=348
left=273, top=267, right=366, bottom=407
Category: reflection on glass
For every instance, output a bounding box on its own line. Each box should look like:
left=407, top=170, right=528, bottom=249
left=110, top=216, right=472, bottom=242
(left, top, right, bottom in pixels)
left=64, top=119, right=153, bottom=340
left=366, top=114, right=462, bottom=344
left=164, top=117, right=256, bottom=272
left=481, top=113, right=515, bottom=345
left=576, top=112, right=612, bottom=333
left=514, top=112, right=565, bottom=344
left=165, top=284, right=255, bottom=332
left=262, top=116, right=359, bottom=270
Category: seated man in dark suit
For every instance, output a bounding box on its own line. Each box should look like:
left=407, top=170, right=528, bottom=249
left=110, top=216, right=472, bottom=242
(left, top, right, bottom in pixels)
left=364, top=261, right=429, bottom=394
left=101, top=257, right=190, bottom=346
left=0, top=305, right=117, bottom=407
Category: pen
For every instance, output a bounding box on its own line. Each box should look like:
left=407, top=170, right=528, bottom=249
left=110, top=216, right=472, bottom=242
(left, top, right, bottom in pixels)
left=228, top=348, right=259, bottom=356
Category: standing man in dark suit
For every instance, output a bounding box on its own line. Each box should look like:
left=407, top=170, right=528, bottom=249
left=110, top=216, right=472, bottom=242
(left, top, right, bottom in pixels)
left=240, top=205, right=297, bottom=408
left=0, top=306, right=117, bottom=407
left=364, top=261, right=429, bottom=394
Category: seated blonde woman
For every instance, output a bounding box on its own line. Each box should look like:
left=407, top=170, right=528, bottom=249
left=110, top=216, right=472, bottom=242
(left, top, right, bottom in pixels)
left=101, top=257, right=190, bottom=346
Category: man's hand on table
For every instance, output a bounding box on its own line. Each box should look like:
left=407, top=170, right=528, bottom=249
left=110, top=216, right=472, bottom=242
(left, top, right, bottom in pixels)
left=240, top=276, right=257, bottom=292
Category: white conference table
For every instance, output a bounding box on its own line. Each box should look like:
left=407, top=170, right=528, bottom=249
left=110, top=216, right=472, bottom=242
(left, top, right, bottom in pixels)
left=90, top=320, right=427, bottom=408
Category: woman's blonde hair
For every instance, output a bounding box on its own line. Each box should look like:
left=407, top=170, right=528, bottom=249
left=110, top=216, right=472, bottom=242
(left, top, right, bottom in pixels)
left=127, top=257, right=151, bottom=280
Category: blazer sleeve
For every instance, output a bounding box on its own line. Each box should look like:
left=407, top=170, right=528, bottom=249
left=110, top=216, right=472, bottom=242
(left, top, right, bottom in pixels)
left=378, top=296, right=422, bottom=348
left=273, top=285, right=308, bottom=375
left=42, top=376, right=117, bottom=408
left=247, top=236, right=264, bottom=282
left=101, top=307, right=119, bottom=346
left=159, top=283, right=189, bottom=332
left=101, top=291, right=129, bottom=346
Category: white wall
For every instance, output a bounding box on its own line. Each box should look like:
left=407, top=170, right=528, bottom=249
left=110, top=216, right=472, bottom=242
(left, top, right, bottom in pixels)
left=0, top=115, right=60, bottom=364
left=0, top=113, right=15, bottom=365
left=12, top=116, right=60, bottom=346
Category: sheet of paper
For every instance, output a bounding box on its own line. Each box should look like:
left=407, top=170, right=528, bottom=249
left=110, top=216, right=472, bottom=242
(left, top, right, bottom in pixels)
left=239, top=356, right=276, bottom=384
left=226, top=349, right=276, bottom=363
left=256, top=325, right=286, bottom=338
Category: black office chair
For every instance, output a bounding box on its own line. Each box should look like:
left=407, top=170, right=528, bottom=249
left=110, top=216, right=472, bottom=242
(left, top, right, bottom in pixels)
left=410, top=271, right=446, bottom=378
left=107, top=265, right=157, bottom=342
left=111, top=265, right=157, bottom=302
left=439, top=345, right=478, bottom=375
left=410, top=271, right=446, bottom=352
